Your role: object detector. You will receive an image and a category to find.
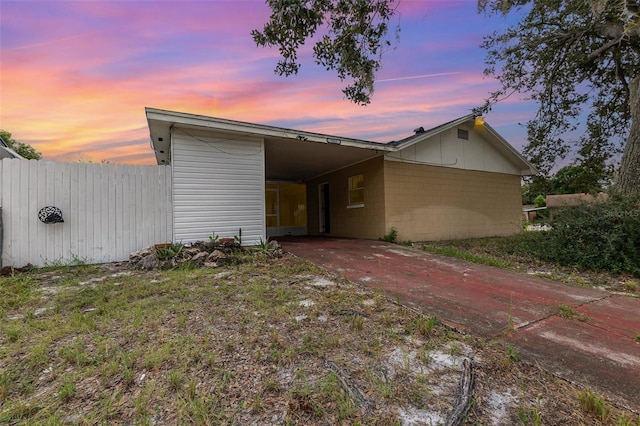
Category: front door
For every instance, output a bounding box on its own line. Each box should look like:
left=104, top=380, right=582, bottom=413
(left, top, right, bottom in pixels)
left=266, top=183, right=307, bottom=238
left=319, top=182, right=330, bottom=233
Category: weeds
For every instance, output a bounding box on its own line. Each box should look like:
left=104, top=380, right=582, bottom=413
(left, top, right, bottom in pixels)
left=518, top=404, right=542, bottom=425
left=625, top=280, right=638, bottom=292
left=353, top=314, right=365, bottom=332
left=421, top=244, right=509, bottom=268
left=617, top=414, right=640, bottom=425
left=167, top=370, right=183, bottom=392
left=57, top=375, right=76, bottom=402
left=557, top=303, right=590, bottom=322
left=405, top=315, right=438, bottom=336
left=251, top=237, right=272, bottom=255
left=578, top=388, right=611, bottom=422
left=155, top=242, right=184, bottom=260
left=380, top=227, right=398, bottom=243
left=506, top=343, right=520, bottom=362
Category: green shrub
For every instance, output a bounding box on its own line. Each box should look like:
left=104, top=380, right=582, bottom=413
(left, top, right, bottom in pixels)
left=533, top=194, right=546, bottom=208
left=536, top=193, right=640, bottom=276
left=155, top=243, right=184, bottom=260
left=380, top=227, right=398, bottom=243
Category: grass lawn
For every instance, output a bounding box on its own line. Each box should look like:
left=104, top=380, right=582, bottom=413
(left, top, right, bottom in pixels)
left=1, top=252, right=638, bottom=425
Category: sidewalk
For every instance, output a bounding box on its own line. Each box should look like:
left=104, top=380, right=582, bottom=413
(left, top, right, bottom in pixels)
left=280, top=236, right=640, bottom=412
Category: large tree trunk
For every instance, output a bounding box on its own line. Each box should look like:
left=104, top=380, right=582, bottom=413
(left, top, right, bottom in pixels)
left=617, top=75, right=640, bottom=197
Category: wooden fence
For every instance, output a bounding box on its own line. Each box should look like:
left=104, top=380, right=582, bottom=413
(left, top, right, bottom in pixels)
left=0, top=159, right=173, bottom=267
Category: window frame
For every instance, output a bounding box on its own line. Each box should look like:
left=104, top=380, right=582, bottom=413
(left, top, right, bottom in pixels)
left=347, top=174, right=365, bottom=208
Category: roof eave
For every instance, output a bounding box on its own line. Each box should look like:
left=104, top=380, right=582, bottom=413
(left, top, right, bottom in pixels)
left=481, top=122, right=538, bottom=176
left=392, top=114, right=476, bottom=149
left=145, top=107, right=395, bottom=165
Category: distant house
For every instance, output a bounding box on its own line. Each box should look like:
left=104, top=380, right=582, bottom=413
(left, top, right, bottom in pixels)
left=546, top=193, right=609, bottom=209
left=0, top=136, right=23, bottom=159
left=522, top=205, right=546, bottom=222
left=146, top=108, right=537, bottom=244
left=545, top=192, right=609, bottom=220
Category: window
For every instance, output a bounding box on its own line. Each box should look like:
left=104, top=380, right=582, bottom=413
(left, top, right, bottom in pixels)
left=348, top=174, right=364, bottom=207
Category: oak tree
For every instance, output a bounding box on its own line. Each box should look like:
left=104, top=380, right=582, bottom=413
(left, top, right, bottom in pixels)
left=252, top=0, right=398, bottom=105
left=478, top=0, right=640, bottom=196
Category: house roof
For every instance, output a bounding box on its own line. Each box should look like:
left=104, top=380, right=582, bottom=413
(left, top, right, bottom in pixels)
left=391, top=114, right=537, bottom=175
left=0, top=136, right=24, bottom=159
left=145, top=107, right=537, bottom=180
left=546, top=192, right=608, bottom=208
left=146, top=107, right=393, bottom=181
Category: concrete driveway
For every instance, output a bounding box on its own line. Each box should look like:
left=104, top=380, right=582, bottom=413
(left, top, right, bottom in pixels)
left=280, top=236, right=640, bottom=412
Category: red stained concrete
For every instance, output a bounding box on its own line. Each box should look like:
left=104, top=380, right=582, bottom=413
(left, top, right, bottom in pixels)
left=280, top=236, right=640, bottom=411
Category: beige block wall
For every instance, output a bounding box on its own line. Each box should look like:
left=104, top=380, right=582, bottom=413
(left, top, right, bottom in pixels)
left=307, top=156, right=386, bottom=239
left=384, top=161, right=522, bottom=241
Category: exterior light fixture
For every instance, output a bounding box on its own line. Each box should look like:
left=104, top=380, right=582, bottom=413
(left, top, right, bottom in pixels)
left=474, top=116, right=485, bottom=126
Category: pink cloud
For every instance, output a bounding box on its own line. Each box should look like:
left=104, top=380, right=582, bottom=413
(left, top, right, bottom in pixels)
left=1, top=1, right=536, bottom=165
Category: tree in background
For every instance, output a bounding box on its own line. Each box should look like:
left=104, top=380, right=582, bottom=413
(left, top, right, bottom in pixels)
left=551, top=165, right=610, bottom=195
left=0, top=129, right=41, bottom=160
left=478, top=0, right=640, bottom=196
left=522, top=163, right=611, bottom=204
left=255, top=0, right=640, bottom=196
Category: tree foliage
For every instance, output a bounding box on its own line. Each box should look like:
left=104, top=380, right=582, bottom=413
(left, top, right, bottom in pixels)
left=0, top=129, right=42, bottom=160
left=522, top=164, right=611, bottom=204
left=478, top=0, right=640, bottom=195
left=252, top=0, right=398, bottom=105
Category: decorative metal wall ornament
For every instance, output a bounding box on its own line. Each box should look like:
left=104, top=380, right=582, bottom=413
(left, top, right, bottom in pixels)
left=38, top=206, right=64, bottom=224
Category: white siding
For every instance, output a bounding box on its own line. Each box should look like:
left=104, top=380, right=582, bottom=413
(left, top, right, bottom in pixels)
left=0, top=159, right=173, bottom=267
left=386, top=127, right=521, bottom=175
left=171, top=128, right=265, bottom=245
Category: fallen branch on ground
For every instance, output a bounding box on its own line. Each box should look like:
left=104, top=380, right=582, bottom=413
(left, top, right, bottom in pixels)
left=446, top=358, right=475, bottom=426
left=324, top=359, right=371, bottom=409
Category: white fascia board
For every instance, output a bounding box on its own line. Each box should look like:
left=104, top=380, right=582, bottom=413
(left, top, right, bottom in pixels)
left=145, top=107, right=395, bottom=153
left=481, top=122, right=538, bottom=176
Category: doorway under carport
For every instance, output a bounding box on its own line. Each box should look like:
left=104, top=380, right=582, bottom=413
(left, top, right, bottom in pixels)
left=265, top=182, right=307, bottom=238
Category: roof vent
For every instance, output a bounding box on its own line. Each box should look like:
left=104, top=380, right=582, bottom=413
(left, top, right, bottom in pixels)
left=457, top=129, right=469, bottom=140
left=413, top=127, right=425, bottom=134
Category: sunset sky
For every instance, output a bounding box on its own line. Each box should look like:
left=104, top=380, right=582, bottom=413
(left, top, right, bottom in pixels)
left=0, top=1, right=534, bottom=165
